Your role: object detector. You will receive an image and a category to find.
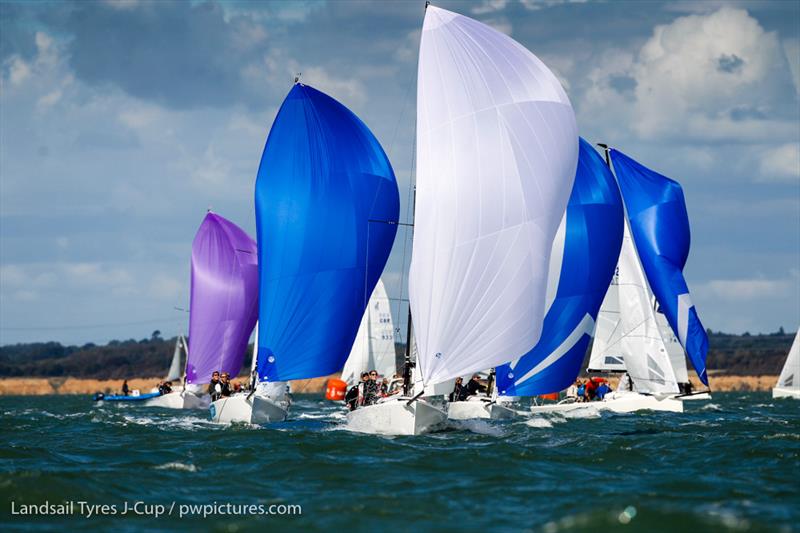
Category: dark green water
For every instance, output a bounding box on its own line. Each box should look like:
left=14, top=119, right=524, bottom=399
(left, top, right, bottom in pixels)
left=1, top=393, right=798, bottom=532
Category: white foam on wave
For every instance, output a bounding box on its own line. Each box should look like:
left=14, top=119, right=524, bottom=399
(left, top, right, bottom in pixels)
left=560, top=407, right=601, bottom=419
left=453, top=419, right=506, bottom=437
left=701, top=403, right=721, bottom=411
left=155, top=462, right=198, bottom=472
left=526, top=417, right=553, bottom=428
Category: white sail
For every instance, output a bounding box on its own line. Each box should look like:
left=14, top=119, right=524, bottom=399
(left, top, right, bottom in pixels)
left=165, top=335, right=185, bottom=382
left=409, top=5, right=578, bottom=386
left=776, top=327, right=800, bottom=391
left=588, top=269, right=627, bottom=372
left=341, top=279, right=397, bottom=385
left=656, top=311, right=690, bottom=383
left=604, top=223, right=679, bottom=394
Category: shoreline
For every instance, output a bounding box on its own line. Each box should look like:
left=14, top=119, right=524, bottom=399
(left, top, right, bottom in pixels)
left=0, top=374, right=780, bottom=395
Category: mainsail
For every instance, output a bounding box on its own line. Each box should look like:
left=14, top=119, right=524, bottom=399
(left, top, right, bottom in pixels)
left=776, top=327, right=800, bottom=391
left=255, top=83, right=399, bottom=382
left=341, top=278, right=397, bottom=384
left=496, top=138, right=623, bottom=396
left=185, top=213, right=259, bottom=385
left=409, top=6, right=578, bottom=386
left=610, top=149, right=709, bottom=385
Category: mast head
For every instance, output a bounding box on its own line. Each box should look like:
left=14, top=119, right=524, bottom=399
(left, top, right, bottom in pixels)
left=596, top=143, right=609, bottom=150
left=425, top=1, right=431, bottom=9
left=294, top=73, right=302, bottom=84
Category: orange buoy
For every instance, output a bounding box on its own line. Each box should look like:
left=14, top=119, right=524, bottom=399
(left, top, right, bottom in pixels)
left=325, top=378, right=348, bottom=401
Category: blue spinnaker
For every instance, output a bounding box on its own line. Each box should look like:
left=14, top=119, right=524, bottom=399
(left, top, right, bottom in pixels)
left=497, top=139, right=623, bottom=396
left=254, top=84, right=400, bottom=381
left=610, top=149, right=709, bottom=385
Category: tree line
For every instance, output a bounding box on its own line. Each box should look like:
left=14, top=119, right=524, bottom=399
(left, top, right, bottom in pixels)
left=0, top=329, right=795, bottom=379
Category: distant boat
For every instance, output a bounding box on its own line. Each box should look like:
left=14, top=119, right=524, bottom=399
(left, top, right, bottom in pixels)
left=153, top=212, right=259, bottom=411
left=346, top=4, right=578, bottom=434
left=340, top=278, right=396, bottom=386
left=773, top=327, right=800, bottom=399
left=212, top=82, right=399, bottom=424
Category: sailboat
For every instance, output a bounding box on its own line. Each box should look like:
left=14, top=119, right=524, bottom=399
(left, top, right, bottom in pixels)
left=212, top=82, right=400, bottom=424
left=144, top=212, right=258, bottom=412
left=493, top=138, right=623, bottom=414
left=346, top=4, right=578, bottom=435
left=340, top=278, right=397, bottom=386
left=773, top=327, right=800, bottom=399
left=538, top=146, right=709, bottom=414
left=143, top=334, right=209, bottom=409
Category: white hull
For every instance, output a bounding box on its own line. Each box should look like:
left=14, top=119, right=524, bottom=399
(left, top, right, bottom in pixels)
left=144, top=391, right=210, bottom=410
left=209, top=393, right=289, bottom=424
left=772, top=387, right=800, bottom=399
left=530, top=391, right=684, bottom=414
left=447, top=399, right=516, bottom=420
left=345, top=396, right=447, bottom=436
left=675, top=392, right=712, bottom=401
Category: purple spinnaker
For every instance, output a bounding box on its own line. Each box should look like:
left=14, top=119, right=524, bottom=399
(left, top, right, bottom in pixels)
left=185, top=212, right=258, bottom=385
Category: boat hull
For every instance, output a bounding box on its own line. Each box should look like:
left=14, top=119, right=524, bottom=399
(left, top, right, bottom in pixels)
left=447, top=399, right=516, bottom=420
left=93, top=392, right=161, bottom=403
left=345, top=397, right=447, bottom=436
left=144, top=391, right=210, bottom=410
left=675, top=392, right=712, bottom=401
left=530, top=391, right=683, bottom=414
left=209, top=393, right=289, bottom=424
left=772, top=387, right=800, bottom=399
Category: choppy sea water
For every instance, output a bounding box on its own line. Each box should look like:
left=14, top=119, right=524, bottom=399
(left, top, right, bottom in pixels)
left=0, top=393, right=798, bottom=532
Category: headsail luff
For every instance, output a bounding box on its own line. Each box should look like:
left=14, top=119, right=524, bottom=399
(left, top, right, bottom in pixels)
left=255, top=84, right=400, bottom=382
left=496, top=138, right=623, bottom=396
left=409, top=6, right=578, bottom=386
left=186, top=213, right=259, bottom=385
left=610, top=149, right=709, bottom=385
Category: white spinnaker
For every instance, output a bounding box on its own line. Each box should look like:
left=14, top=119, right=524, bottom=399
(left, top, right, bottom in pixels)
left=505, top=210, right=567, bottom=374
left=409, top=6, right=578, bottom=386
left=776, top=327, right=800, bottom=390
left=341, top=279, right=396, bottom=385
left=613, top=223, right=679, bottom=394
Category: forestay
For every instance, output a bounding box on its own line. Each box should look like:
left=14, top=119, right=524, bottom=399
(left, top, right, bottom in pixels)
left=255, top=84, right=399, bottom=382
left=409, top=6, right=578, bottom=386
left=611, top=149, right=709, bottom=385
left=185, top=213, right=259, bottom=385
left=496, top=139, right=623, bottom=396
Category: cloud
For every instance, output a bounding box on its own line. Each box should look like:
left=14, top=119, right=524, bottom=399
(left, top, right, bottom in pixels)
left=519, top=0, right=588, bottom=11
left=631, top=7, right=795, bottom=142
left=60, top=1, right=279, bottom=109
left=758, top=143, right=800, bottom=182
left=694, top=267, right=799, bottom=300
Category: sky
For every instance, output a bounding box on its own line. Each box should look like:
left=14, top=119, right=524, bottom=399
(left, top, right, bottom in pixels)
left=1, top=0, right=798, bottom=346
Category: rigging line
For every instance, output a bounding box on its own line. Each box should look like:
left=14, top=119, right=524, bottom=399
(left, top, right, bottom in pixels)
left=397, top=117, right=417, bottom=345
